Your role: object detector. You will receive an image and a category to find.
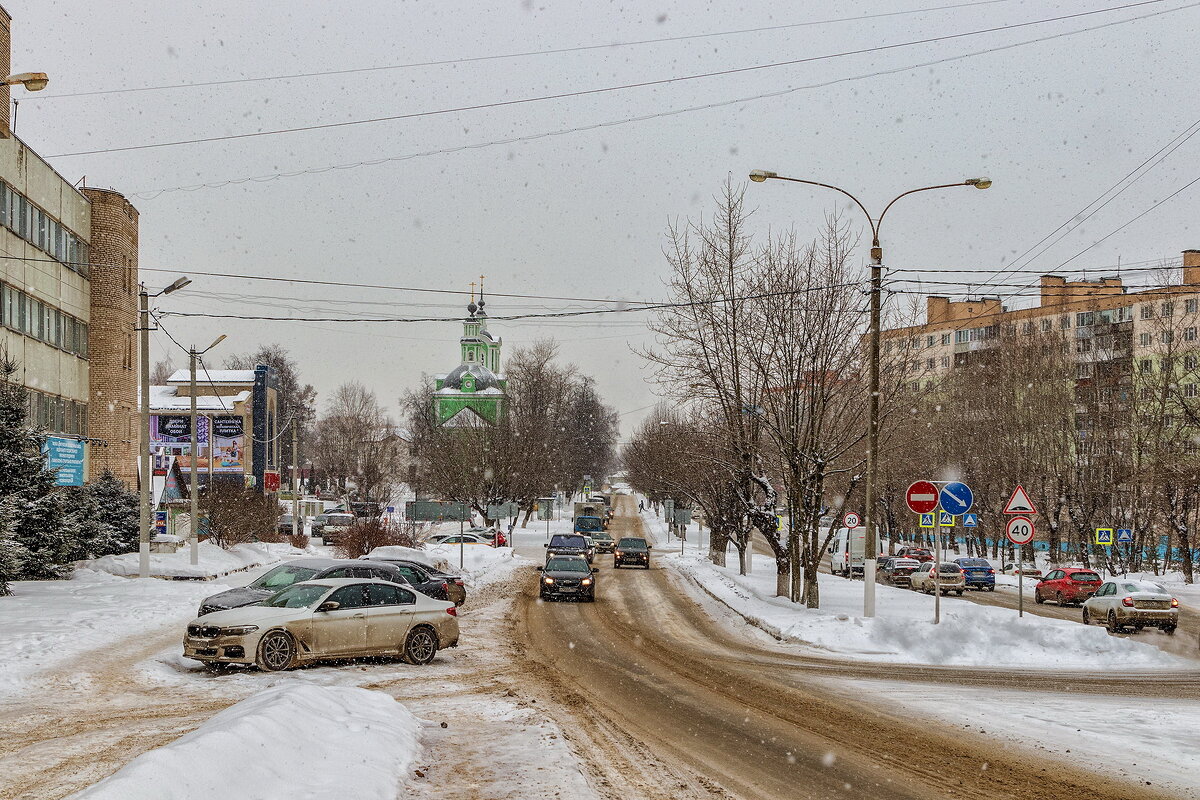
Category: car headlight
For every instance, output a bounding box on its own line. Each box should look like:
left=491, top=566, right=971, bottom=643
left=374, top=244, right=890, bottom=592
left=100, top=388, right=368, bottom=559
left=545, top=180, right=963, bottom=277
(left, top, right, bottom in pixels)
left=614, top=550, right=622, bottom=557
left=218, top=625, right=260, bottom=636
left=582, top=578, right=592, bottom=586
left=543, top=576, right=554, bottom=585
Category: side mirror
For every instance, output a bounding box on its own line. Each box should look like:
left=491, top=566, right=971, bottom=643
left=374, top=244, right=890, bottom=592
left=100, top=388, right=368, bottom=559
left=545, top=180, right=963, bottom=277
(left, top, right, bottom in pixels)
left=592, top=568, right=599, bottom=574
left=646, top=546, right=653, bottom=550
left=543, top=543, right=549, bottom=548
left=317, top=601, right=341, bottom=613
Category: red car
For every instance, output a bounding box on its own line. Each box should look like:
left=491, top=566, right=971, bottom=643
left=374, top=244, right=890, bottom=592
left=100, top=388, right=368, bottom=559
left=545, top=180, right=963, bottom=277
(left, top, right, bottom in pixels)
left=1035, top=568, right=1103, bottom=606
left=895, top=547, right=933, bottom=563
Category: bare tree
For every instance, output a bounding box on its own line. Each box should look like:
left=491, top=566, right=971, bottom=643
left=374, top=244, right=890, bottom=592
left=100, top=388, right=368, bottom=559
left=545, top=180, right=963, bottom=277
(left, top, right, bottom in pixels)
left=313, top=382, right=402, bottom=506
left=151, top=358, right=176, bottom=385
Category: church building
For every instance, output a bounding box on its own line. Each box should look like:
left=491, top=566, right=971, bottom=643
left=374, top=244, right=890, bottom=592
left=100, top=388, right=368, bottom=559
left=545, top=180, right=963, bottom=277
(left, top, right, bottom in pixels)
left=433, top=284, right=506, bottom=426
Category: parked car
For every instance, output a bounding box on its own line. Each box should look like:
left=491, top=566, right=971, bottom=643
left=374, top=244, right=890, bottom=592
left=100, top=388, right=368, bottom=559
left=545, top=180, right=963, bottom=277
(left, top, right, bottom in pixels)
left=539, top=555, right=599, bottom=602
left=184, top=578, right=460, bottom=670
left=613, top=537, right=652, bottom=569
left=877, top=557, right=922, bottom=587
left=1001, top=563, right=1043, bottom=579
left=361, top=556, right=466, bottom=606
left=428, top=533, right=491, bottom=546
left=591, top=531, right=616, bottom=553
left=909, top=562, right=966, bottom=595
left=895, top=546, right=933, bottom=563
left=953, top=557, right=996, bottom=591
left=277, top=514, right=297, bottom=538
left=311, top=512, right=355, bottom=543
left=1035, top=568, right=1104, bottom=606
left=545, top=533, right=593, bottom=563
left=1082, top=579, right=1179, bottom=634
left=197, top=558, right=413, bottom=616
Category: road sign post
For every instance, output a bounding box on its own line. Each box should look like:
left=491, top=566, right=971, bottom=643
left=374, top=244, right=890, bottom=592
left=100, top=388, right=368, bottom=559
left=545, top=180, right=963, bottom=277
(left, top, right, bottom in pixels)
left=1006, top=516, right=1035, bottom=618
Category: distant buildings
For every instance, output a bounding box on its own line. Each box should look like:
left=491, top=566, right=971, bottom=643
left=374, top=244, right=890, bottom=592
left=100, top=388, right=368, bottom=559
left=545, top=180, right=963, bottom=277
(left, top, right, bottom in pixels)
left=434, top=291, right=506, bottom=426
left=0, top=7, right=140, bottom=487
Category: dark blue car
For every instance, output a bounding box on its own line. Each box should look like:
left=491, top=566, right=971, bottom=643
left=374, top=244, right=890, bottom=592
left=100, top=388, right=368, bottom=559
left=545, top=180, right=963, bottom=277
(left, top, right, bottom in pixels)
left=954, top=557, right=995, bottom=591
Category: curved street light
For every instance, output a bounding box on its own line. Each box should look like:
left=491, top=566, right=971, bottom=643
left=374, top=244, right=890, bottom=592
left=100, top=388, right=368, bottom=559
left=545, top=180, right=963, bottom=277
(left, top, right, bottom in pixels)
left=748, top=169, right=991, bottom=619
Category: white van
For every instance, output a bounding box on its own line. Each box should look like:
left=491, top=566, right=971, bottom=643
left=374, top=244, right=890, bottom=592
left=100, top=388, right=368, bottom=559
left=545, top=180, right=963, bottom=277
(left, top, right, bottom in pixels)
left=828, top=528, right=884, bottom=577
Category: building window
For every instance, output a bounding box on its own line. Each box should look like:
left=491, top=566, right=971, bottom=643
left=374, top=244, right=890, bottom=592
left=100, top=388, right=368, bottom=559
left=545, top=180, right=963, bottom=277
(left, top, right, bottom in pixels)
left=926, top=358, right=936, bottom=369
left=1163, top=302, right=1175, bottom=317
left=1076, top=311, right=1094, bottom=327
left=1141, top=304, right=1154, bottom=320
left=1076, top=338, right=1091, bottom=354
left=1077, top=363, right=1093, bottom=379
left=1187, top=384, right=1198, bottom=399
left=1060, top=316, right=1070, bottom=329
left=940, top=333, right=950, bottom=345
left=1021, top=321, right=1033, bottom=335
left=1139, top=359, right=1153, bottom=374
left=1041, top=318, right=1053, bottom=332
left=1187, top=356, right=1199, bottom=371
left=910, top=381, right=919, bottom=392
left=1187, top=328, right=1198, bottom=342
left=940, top=356, right=950, bottom=368
left=1188, top=299, right=1199, bottom=314
left=0, top=181, right=89, bottom=277
left=1140, top=333, right=1153, bottom=347
left=884, top=342, right=892, bottom=354
left=926, top=335, right=934, bottom=347
left=910, top=362, right=919, bottom=373
left=910, top=337, right=920, bottom=350
left=1163, top=330, right=1175, bottom=345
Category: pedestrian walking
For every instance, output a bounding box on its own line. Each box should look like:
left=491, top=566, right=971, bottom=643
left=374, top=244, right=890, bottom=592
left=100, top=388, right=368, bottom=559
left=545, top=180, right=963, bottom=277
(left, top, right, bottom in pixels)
left=639, top=500, right=645, bottom=512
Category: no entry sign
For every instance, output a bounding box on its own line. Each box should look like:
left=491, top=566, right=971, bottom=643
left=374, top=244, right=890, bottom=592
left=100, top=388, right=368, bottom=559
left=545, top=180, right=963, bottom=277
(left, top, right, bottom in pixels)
left=1006, top=516, right=1036, bottom=545
left=906, top=481, right=939, bottom=515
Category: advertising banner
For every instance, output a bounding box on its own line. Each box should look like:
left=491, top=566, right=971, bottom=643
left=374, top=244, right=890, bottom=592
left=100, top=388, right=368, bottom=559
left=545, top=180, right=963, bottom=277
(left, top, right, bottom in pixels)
left=43, top=436, right=85, bottom=486
left=210, top=415, right=245, bottom=474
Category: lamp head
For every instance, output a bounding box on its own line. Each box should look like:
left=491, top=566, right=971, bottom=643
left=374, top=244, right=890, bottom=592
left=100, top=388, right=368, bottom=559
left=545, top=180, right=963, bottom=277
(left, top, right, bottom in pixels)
left=162, top=277, right=191, bottom=295
left=4, top=72, right=49, bottom=91
left=748, top=169, right=777, bottom=183
left=203, top=334, right=227, bottom=352
left=965, top=177, right=992, bottom=190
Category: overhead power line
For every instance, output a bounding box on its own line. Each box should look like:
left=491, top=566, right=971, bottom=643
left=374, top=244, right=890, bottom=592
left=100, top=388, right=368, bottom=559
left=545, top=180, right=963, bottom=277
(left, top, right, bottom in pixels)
left=33, top=0, right=1020, bottom=100
left=124, top=1, right=1197, bottom=199
left=47, top=1, right=1180, bottom=159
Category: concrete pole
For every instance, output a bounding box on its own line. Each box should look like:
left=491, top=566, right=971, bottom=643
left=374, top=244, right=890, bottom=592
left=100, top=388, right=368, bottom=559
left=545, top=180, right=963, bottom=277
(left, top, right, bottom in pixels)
left=189, top=348, right=199, bottom=565
left=291, top=422, right=300, bottom=540
left=138, top=287, right=151, bottom=578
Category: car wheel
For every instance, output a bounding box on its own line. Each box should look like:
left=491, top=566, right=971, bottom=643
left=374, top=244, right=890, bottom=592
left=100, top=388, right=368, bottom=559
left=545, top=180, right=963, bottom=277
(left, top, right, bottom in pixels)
left=256, top=630, right=296, bottom=672
left=1056, top=592, right=1067, bottom=607
left=1164, top=625, right=1177, bottom=636
left=956, top=590, right=964, bottom=596
left=1034, top=591, right=1045, bottom=605
left=1107, top=611, right=1124, bottom=634
left=987, top=586, right=996, bottom=592
left=585, top=593, right=596, bottom=603
left=403, top=626, right=438, bottom=666
left=1082, top=607, right=1092, bottom=625
left=644, top=563, right=650, bottom=570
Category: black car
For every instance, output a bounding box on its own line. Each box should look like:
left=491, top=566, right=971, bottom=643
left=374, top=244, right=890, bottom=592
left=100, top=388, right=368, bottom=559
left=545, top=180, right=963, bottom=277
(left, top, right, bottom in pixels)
left=362, top=556, right=467, bottom=606
left=545, top=533, right=592, bottom=564
left=613, top=537, right=651, bottom=569
left=540, top=555, right=598, bottom=601
left=197, top=558, right=414, bottom=616
left=877, top=557, right=922, bottom=587
left=277, top=515, right=297, bottom=538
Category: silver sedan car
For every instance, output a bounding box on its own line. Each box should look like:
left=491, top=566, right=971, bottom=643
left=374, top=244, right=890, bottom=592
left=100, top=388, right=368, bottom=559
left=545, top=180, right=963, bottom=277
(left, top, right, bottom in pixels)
left=183, top=578, right=460, bottom=671
left=1082, top=579, right=1179, bottom=635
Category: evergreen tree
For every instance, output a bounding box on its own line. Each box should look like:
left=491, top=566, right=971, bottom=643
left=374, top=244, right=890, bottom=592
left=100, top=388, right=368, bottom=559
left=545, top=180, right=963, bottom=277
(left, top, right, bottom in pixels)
left=65, top=471, right=139, bottom=559
left=0, top=354, right=70, bottom=581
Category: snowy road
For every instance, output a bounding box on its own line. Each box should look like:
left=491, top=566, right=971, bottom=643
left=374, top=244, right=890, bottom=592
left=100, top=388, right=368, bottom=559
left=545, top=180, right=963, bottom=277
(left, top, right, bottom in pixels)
left=512, top=496, right=1195, bottom=799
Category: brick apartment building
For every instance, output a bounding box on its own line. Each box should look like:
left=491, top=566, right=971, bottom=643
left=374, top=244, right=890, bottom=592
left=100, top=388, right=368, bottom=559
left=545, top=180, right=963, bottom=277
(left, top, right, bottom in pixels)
left=884, top=250, right=1200, bottom=406
left=0, top=6, right=140, bottom=487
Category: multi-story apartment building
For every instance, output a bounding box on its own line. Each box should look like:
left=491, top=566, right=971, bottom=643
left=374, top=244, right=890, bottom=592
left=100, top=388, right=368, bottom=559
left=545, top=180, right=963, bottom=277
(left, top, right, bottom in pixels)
left=0, top=7, right=140, bottom=486
left=884, top=251, right=1200, bottom=405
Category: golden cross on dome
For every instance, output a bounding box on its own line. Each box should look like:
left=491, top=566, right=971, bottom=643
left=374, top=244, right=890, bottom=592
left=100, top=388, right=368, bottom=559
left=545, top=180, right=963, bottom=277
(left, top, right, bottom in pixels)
left=468, top=281, right=476, bottom=302
left=479, top=275, right=485, bottom=296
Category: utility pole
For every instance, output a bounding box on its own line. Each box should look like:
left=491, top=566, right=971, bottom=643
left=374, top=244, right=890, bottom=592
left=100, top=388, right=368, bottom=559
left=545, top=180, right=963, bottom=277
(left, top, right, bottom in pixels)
left=291, top=421, right=300, bottom=540
left=188, top=333, right=226, bottom=566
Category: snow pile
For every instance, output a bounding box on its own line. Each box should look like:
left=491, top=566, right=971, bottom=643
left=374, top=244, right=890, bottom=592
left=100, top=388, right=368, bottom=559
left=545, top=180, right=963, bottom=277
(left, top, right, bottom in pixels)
left=425, top=544, right=529, bottom=590
left=366, top=545, right=452, bottom=574
left=0, top=569, right=226, bottom=699
left=71, top=684, right=421, bottom=800
left=666, top=552, right=1187, bottom=668
left=79, top=541, right=307, bottom=579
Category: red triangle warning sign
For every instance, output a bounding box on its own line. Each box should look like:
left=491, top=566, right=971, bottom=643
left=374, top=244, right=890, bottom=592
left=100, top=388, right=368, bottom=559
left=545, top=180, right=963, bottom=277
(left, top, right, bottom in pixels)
left=1003, top=485, right=1038, bottom=515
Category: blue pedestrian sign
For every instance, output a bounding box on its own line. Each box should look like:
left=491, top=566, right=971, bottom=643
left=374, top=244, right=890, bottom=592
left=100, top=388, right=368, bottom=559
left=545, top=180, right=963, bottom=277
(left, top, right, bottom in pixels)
left=1116, top=528, right=1133, bottom=543
left=939, top=482, right=974, bottom=516
left=963, top=513, right=978, bottom=528
left=919, top=513, right=935, bottom=528
left=938, top=511, right=955, bottom=527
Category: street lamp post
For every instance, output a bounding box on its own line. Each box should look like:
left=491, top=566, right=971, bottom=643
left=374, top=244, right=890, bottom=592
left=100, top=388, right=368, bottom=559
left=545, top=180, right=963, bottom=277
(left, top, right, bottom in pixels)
left=748, top=169, right=990, bottom=617
left=138, top=277, right=190, bottom=579
left=189, top=334, right=227, bottom=566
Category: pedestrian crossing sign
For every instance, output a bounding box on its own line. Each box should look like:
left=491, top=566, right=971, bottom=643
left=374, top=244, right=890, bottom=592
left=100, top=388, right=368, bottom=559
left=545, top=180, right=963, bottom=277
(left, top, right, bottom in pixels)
left=1094, top=527, right=1114, bottom=546
left=1116, top=528, right=1133, bottom=543
left=919, top=513, right=934, bottom=528
left=938, top=511, right=955, bottom=526
left=963, top=513, right=978, bottom=527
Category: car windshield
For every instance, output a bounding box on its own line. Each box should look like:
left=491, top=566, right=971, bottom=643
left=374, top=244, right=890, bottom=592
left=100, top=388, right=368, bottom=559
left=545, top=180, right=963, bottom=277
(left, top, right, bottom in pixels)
left=259, top=583, right=329, bottom=608
left=957, top=559, right=989, bottom=567
left=907, top=550, right=930, bottom=556
left=938, top=565, right=962, bottom=573
left=575, top=518, right=604, bottom=532
left=617, top=538, right=648, bottom=549
left=546, top=558, right=590, bottom=572
left=250, top=565, right=319, bottom=590
left=593, top=532, right=613, bottom=540
left=1070, top=572, right=1101, bottom=582
left=550, top=535, right=587, bottom=547
left=1123, top=582, right=1165, bottom=593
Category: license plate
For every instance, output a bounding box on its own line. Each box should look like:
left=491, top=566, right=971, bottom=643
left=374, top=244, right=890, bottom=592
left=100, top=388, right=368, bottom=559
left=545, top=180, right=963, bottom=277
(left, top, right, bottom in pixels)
left=560, top=586, right=577, bottom=593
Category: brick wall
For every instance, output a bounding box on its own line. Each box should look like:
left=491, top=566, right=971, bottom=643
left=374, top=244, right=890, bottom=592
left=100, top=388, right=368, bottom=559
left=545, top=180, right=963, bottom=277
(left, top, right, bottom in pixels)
left=83, top=188, right=139, bottom=488
left=0, top=6, right=11, bottom=134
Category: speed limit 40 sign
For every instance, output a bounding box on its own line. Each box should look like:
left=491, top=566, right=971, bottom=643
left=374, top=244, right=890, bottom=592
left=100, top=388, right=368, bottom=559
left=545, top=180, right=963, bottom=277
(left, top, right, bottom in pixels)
left=1005, top=516, right=1035, bottom=545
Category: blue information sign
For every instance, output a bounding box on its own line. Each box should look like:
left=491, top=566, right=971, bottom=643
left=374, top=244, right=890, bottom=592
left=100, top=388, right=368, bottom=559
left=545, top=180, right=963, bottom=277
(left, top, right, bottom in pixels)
left=963, top=513, right=978, bottom=528
left=1116, top=528, right=1133, bottom=543
left=43, top=436, right=85, bottom=487
left=939, top=482, right=974, bottom=516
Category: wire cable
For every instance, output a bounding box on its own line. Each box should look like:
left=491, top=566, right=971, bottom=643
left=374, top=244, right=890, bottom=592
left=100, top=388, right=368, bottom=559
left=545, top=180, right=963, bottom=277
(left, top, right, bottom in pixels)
left=47, top=1, right=1179, bottom=159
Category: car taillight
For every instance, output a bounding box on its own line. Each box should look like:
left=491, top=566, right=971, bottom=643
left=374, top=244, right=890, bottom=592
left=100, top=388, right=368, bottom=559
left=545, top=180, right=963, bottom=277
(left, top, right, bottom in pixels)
left=454, top=579, right=464, bottom=586
left=986, top=569, right=995, bottom=575
left=1171, top=598, right=1180, bottom=608
left=446, top=606, right=458, bottom=616
left=441, top=582, right=450, bottom=594
left=1121, top=597, right=1135, bottom=607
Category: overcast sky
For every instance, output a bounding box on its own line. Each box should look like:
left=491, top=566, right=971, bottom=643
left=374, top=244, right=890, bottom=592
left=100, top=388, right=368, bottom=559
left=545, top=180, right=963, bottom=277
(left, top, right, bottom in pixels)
left=14, top=0, right=1199, bottom=435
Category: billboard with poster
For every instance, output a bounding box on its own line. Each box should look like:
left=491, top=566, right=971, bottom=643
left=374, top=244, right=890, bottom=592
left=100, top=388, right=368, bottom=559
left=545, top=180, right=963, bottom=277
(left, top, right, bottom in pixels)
left=210, top=415, right=245, bottom=473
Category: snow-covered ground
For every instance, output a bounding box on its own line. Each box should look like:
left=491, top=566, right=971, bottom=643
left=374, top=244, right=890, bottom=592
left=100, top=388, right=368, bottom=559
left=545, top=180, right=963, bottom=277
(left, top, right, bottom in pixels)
left=638, top=505, right=1187, bottom=669
left=861, top=679, right=1200, bottom=800
left=70, top=684, right=422, bottom=800
left=79, top=541, right=309, bottom=580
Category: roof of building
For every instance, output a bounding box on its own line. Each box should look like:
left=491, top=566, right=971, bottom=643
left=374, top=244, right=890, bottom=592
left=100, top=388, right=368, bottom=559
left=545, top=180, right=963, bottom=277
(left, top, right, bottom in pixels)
left=165, top=369, right=258, bottom=385
left=149, top=384, right=249, bottom=412
left=440, top=363, right=502, bottom=392
left=441, top=406, right=492, bottom=428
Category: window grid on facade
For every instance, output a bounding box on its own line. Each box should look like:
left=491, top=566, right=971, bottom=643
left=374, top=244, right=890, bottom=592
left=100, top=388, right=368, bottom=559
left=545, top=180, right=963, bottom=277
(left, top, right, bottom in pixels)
left=0, top=182, right=89, bottom=277
left=0, top=281, right=89, bottom=359
left=1188, top=299, right=1199, bottom=314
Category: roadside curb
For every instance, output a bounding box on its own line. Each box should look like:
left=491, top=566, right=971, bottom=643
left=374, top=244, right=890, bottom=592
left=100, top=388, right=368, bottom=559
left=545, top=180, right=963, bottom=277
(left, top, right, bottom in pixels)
left=663, top=561, right=788, bottom=642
